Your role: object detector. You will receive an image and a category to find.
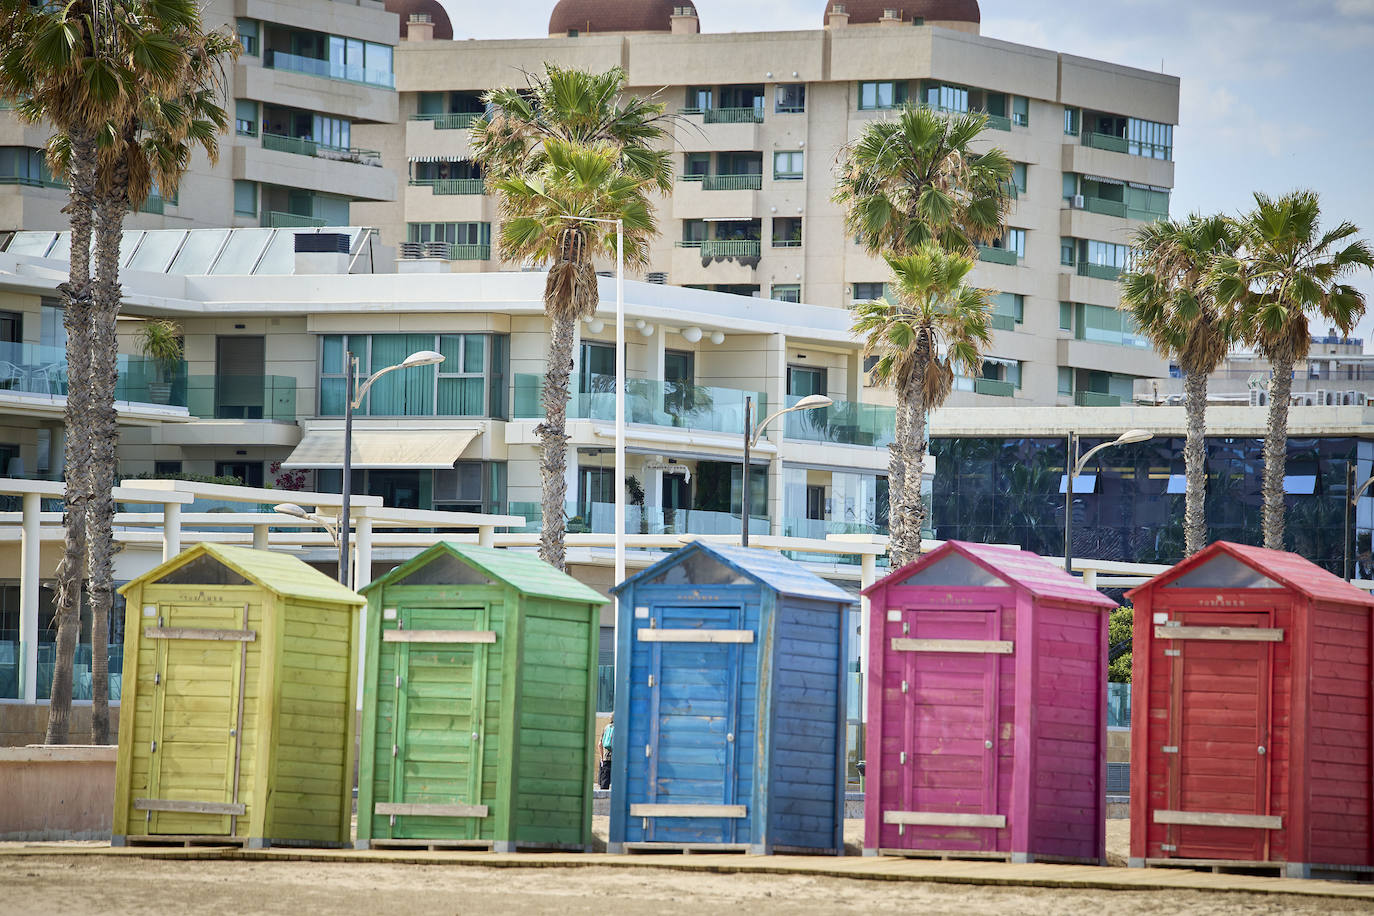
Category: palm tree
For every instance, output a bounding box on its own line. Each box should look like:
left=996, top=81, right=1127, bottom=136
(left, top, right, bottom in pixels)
left=853, top=244, right=994, bottom=565
left=1215, top=191, right=1373, bottom=550
left=472, top=66, right=671, bottom=569
left=834, top=104, right=1013, bottom=258
left=1120, top=214, right=1240, bottom=557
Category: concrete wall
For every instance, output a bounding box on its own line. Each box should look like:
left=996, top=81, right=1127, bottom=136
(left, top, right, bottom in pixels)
left=0, top=745, right=117, bottom=840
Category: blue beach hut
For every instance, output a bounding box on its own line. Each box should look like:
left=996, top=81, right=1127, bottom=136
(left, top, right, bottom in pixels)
left=607, top=542, right=855, bottom=855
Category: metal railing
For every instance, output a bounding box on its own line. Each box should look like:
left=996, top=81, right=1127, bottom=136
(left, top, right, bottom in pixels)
left=409, top=178, right=485, bottom=195
left=265, top=211, right=326, bottom=228
left=447, top=243, right=491, bottom=260
left=701, top=174, right=762, bottom=191
left=1077, top=262, right=1123, bottom=281
left=1076, top=390, right=1123, bottom=407
left=409, top=111, right=481, bottom=130
left=700, top=239, right=762, bottom=258
left=702, top=106, right=764, bottom=124
left=977, top=246, right=1019, bottom=266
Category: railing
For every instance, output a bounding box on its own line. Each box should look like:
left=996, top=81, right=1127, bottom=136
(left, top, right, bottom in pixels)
left=973, top=377, right=1016, bottom=398
left=510, top=500, right=772, bottom=539
left=1077, top=262, right=1123, bottom=281
left=700, top=239, right=761, bottom=258
left=1080, top=130, right=1129, bottom=154
left=702, top=106, right=764, bottom=124
left=701, top=174, right=762, bottom=191
left=140, top=196, right=165, bottom=215
left=989, top=312, right=1016, bottom=331
left=185, top=375, right=298, bottom=421
left=775, top=103, right=805, bottom=114
left=1076, top=390, right=1123, bottom=407
left=983, top=113, right=1011, bottom=131
left=784, top=395, right=896, bottom=448
left=772, top=238, right=803, bottom=248
left=447, top=243, right=491, bottom=260
left=678, top=173, right=705, bottom=183
left=783, top=518, right=890, bottom=567
left=977, top=245, right=1019, bottom=266
left=1077, top=326, right=1151, bottom=350
left=263, top=49, right=394, bottom=89
left=1108, top=682, right=1130, bottom=729
left=409, top=178, right=485, bottom=195
left=0, top=341, right=188, bottom=407
left=513, top=373, right=765, bottom=435
left=265, top=211, right=326, bottom=228
left=0, top=175, right=66, bottom=189
left=1078, top=196, right=1129, bottom=219
left=410, top=111, right=481, bottom=130
left=261, top=133, right=381, bottom=165
left=597, top=664, right=614, bottom=713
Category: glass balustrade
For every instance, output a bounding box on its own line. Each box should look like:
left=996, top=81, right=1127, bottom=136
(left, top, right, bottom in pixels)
left=0, top=341, right=187, bottom=407
left=263, top=50, right=394, bottom=89
left=510, top=500, right=771, bottom=538
left=1107, top=681, right=1131, bottom=728
left=184, top=375, right=298, bottom=421
left=783, top=394, right=896, bottom=448
left=513, top=373, right=765, bottom=435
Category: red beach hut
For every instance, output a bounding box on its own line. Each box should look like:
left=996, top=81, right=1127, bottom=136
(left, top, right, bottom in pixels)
left=1127, top=541, right=1374, bottom=878
left=862, top=541, right=1116, bottom=862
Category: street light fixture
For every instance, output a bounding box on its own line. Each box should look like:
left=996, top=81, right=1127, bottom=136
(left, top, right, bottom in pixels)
left=1345, top=463, right=1374, bottom=581
left=272, top=503, right=341, bottom=546
left=741, top=394, right=834, bottom=547
left=338, top=349, right=444, bottom=585
left=1064, top=429, right=1153, bottom=574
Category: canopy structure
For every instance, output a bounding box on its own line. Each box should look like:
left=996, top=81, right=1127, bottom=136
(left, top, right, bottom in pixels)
left=281, top=428, right=479, bottom=469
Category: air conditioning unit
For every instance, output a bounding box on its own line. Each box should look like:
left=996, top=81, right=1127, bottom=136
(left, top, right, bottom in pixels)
left=1249, top=388, right=1268, bottom=407
left=399, top=241, right=423, bottom=259
left=1294, top=392, right=1317, bottom=407
left=1314, top=388, right=1330, bottom=405
left=424, top=241, right=449, bottom=259
left=1071, top=194, right=1085, bottom=209
left=646, top=272, right=668, bottom=285
left=1347, top=390, right=1368, bottom=406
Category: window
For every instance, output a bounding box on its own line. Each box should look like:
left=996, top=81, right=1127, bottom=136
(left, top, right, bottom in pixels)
left=787, top=365, right=826, bottom=396
left=233, top=180, right=258, bottom=216
left=683, top=152, right=710, bottom=178
left=1085, top=239, right=1132, bottom=269
left=858, top=81, right=906, bottom=110
left=235, top=100, right=258, bottom=137
left=1125, top=183, right=1170, bottom=221
left=775, top=84, right=805, bottom=113
left=681, top=219, right=708, bottom=245
left=1058, top=367, right=1074, bottom=396
left=438, top=334, right=488, bottom=415
left=1074, top=303, right=1149, bottom=348
left=407, top=222, right=491, bottom=247
left=1060, top=237, right=1076, bottom=266
left=993, top=228, right=1026, bottom=260
left=1064, top=106, right=1080, bottom=136
left=685, top=86, right=713, bottom=112
left=0, top=147, right=56, bottom=187
left=1011, top=162, right=1027, bottom=195
left=1059, top=302, right=1073, bottom=331
left=771, top=217, right=802, bottom=247
left=579, top=341, right=614, bottom=394
left=922, top=82, right=968, bottom=113
left=1012, top=96, right=1029, bottom=127
left=1127, top=117, right=1173, bottom=160
left=236, top=18, right=258, bottom=55
left=773, top=151, right=803, bottom=180
left=991, top=292, right=1024, bottom=325
left=319, top=333, right=508, bottom=417
left=154, top=460, right=183, bottom=476
left=0, top=311, right=19, bottom=344
left=852, top=282, right=888, bottom=302
left=312, top=115, right=350, bottom=150
left=771, top=284, right=801, bottom=303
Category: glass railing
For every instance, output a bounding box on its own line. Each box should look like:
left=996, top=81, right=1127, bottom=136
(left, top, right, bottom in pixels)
left=701, top=174, right=762, bottom=191
left=1078, top=196, right=1129, bottom=218
left=1080, top=130, right=1129, bottom=154
left=510, top=500, right=771, bottom=538
left=1080, top=130, right=1171, bottom=160
left=0, top=174, right=66, bottom=189
left=262, top=132, right=318, bottom=157
left=0, top=341, right=187, bottom=407
left=989, top=312, right=1017, bottom=331
left=410, top=112, right=480, bottom=130
left=784, top=395, right=896, bottom=448
left=36, top=643, right=122, bottom=702
left=782, top=517, right=889, bottom=566
left=1107, top=681, right=1131, bottom=728
left=261, top=132, right=381, bottom=164
left=977, top=246, right=1019, bottom=266
left=409, top=178, right=485, bottom=195
left=983, top=113, right=1012, bottom=131
left=1077, top=326, right=1151, bottom=350
left=513, top=373, right=765, bottom=435
left=597, top=664, right=614, bottom=713
left=1076, top=390, right=1123, bottom=407
left=185, top=375, right=298, bottom=421
left=1077, top=262, right=1123, bottom=281
left=0, top=639, right=19, bottom=699
left=974, top=377, right=1016, bottom=397
left=702, top=106, right=764, bottom=124
left=265, top=211, right=326, bottom=228
left=263, top=49, right=394, bottom=89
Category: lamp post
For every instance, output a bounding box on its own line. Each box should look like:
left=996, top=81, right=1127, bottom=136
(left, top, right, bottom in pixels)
left=1345, top=462, right=1374, bottom=582
left=338, top=349, right=444, bottom=585
left=1064, top=429, right=1153, bottom=574
left=741, top=394, right=833, bottom=547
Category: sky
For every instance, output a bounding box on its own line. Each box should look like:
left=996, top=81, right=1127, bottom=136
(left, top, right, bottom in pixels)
left=436, top=0, right=1374, bottom=346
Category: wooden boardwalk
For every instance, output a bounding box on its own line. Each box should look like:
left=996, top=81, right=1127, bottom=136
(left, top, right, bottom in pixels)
left=4, top=845, right=1374, bottom=902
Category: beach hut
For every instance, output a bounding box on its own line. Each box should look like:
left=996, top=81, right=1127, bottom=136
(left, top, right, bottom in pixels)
left=112, top=544, right=365, bottom=848
left=861, top=541, right=1115, bottom=863
left=608, top=542, right=855, bottom=855
left=356, top=543, right=607, bottom=851
left=1127, top=541, right=1374, bottom=877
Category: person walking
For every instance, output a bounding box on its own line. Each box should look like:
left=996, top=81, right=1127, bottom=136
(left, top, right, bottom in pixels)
left=598, top=714, right=614, bottom=790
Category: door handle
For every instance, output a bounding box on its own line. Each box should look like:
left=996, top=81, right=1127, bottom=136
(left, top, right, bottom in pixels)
left=985, top=740, right=993, bottom=750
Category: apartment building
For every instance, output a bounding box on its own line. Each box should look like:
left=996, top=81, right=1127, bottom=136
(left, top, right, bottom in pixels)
left=353, top=0, right=1180, bottom=407
left=0, top=0, right=401, bottom=232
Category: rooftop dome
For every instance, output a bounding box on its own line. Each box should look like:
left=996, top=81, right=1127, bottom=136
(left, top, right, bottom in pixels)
left=825, top=1, right=981, bottom=28
left=386, top=0, right=454, bottom=40
left=549, top=0, right=693, bottom=36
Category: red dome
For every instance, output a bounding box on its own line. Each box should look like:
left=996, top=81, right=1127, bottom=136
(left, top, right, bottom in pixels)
left=549, top=0, right=692, bottom=35
left=825, top=1, right=980, bottom=26
left=386, top=0, right=454, bottom=40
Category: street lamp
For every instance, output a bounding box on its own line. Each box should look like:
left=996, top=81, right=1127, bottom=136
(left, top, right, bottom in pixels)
left=741, top=394, right=833, bottom=547
left=272, top=503, right=341, bottom=546
left=338, top=349, right=444, bottom=585
left=1345, top=462, right=1374, bottom=581
left=1064, top=429, right=1153, bottom=574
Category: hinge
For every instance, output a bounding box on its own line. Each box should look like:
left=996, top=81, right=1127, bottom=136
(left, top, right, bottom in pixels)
left=1165, top=649, right=1181, bottom=657
left=389, top=814, right=396, bottom=827
left=898, top=823, right=905, bottom=836
left=150, top=741, right=157, bottom=753
left=902, top=621, right=909, bottom=635
left=901, top=680, right=908, bottom=694
left=1162, top=746, right=1178, bottom=754
left=154, top=672, right=161, bottom=685
left=395, top=675, right=400, bottom=689
left=900, top=751, right=906, bottom=765
left=1161, top=844, right=1177, bottom=852
left=648, top=674, right=655, bottom=687
left=645, top=744, right=652, bottom=758
left=392, top=744, right=398, bottom=757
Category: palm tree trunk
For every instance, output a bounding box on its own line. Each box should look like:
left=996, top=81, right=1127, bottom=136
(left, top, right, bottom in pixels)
left=1262, top=355, right=1295, bottom=550
left=1182, top=370, right=1209, bottom=557
left=46, top=129, right=97, bottom=745
left=538, top=307, right=575, bottom=571
left=902, top=367, right=929, bottom=563
left=87, top=186, right=129, bottom=745
left=887, top=398, right=910, bottom=565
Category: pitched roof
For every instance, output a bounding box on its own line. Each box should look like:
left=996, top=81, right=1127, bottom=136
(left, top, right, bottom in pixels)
left=865, top=541, right=1117, bottom=609
left=614, top=541, right=855, bottom=605
left=119, top=543, right=366, bottom=606
left=362, top=542, right=608, bottom=605
left=1128, top=541, right=1374, bottom=607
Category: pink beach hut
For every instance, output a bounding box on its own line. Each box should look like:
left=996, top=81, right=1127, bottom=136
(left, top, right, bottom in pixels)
left=862, top=541, right=1116, bottom=863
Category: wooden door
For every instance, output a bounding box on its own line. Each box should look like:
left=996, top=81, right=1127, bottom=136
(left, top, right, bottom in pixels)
left=1161, top=611, right=1278, bottom=861
left=143, top=602, right=253, bottom=836
left=381, top=605, right=493, bottom=838
left=883, top=606, right=1006, bottom=850
left=637, top=602, right=749, bottom=845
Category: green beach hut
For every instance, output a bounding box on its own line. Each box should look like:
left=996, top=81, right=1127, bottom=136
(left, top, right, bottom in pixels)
left=356, top=543, right=608, bottom=851
left=112, top=543, right=365, bottom=848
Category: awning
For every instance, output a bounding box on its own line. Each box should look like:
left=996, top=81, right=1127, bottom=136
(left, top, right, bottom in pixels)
left=408, top=155, right=462, bottom=163
left=1084, top=174, right=1125, bottom=186
left=281, top=428, right=480, bottom=470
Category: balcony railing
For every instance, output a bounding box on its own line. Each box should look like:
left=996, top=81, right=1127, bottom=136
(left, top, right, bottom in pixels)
left=783, top=518, right=890, bottom=567
left=447, top=243, right=491, bottom=260
left=983, top=113, right=1011, bottom=131
left=265, top=211, right=326, bottom=228
left=261, top=133, right=381, bottom=165
left=783, top=395, right=896, bottom=448
left=512, top=500, right=771, bottom=539
left=0, top=342, right=188, bottom=407
left=0, top=174, right=66, bottom=190
left=1077, top=262, right=1123, bottom=281
left=514, top=373, right=765, bottom=435
left=973, top=377, right=1016, bottom=398
left=1077, top=195, right=1129, bottom=219
left=700, top=174, right=762, bottom=191
left=409, top=178, right=485, bottom=195
left=989, top=312, right=1017, bottom=331
left=1080, top=130, right=1129, bottom=154
left=1076, top=390, right=1123, bottom=407
left=1080, top=130, right=1171, bottom=161
left=700, top=239, right=761, bottom=258
left=702, top=106, right=764, bottom=124
left=186, top=375, right=298, bottom=421
left=410, top=111, right=481, bottom=130
left=977, top=246, right=1019, bottom=266
left=263, top=49, right=394, bottom=89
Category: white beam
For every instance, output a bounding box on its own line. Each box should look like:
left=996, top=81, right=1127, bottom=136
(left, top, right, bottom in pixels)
left=20, top=492, right=39, bottom=703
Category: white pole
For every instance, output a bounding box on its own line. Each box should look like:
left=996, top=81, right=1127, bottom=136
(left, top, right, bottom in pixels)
left=162, top=502, right=182, bottom=560
left=614, top=219, right=626, bottom=642
left=20, top=491, right=39, bottom=703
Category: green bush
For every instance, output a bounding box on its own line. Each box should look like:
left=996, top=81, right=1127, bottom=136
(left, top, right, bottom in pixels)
left=1109, top=606, right=1132, bottom=683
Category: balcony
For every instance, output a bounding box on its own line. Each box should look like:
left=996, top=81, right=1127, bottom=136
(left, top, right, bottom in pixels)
left=701, top=107, right=763, bottom=124
left=700, top=174, right=762, bottom=191
left=989, top=312, right=1017, bottom=332
left=1077, top=262, right=1122, bottom=281
left=1077, top=195, right=1128, bottom=219
left=409, top=112, right=480, bottom=130
left=973, top=378, right=1016, bottom=398
left=1081, top=130, right=1172, bottom=161
left=977, top=246, right=1019, bottom=266
left=0, top=342, right=188, bottom=408
left=409, top=178, right=485, bottom=195
left=261, top=133, right=381, bottom=166
left=783, top=396, right=895, bottom=448
left=1076, top=390, right=1122, bottom=407
left=513, top=373, right=764, bottom=436
left=263, top=49, right=394, bottom=89
left=265, top=211, right=326, bottom=228
left=1081, top=130, right=1128, bottom=155
left=700, top=239, right=761, bottom=259
left=186, top=375, right=297, bottom=421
